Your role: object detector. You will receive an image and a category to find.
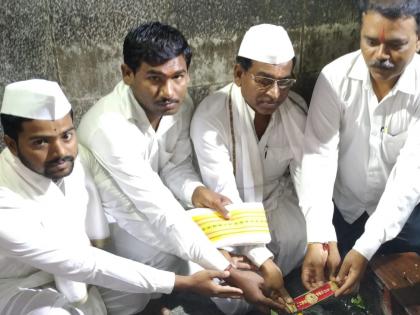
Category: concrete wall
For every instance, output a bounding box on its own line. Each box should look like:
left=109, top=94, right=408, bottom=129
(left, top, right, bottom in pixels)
left=0, top=0, right=360, bottom=145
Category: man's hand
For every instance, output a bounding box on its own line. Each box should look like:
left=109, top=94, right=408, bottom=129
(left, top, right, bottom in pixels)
left=260, top=259, right=295, bottom=313
left=326, top=242, right=341, bottom=281
left=302, top=242, right=335, bottom=290
left=227, top=268, right=283, bottom=311
left=335, top=249, right=368, bottom=297
left=219, top=249, right=254, bottom=270
left=174, top=270, right=243, bottom=298
left=192, top=186, right=232, bottom=219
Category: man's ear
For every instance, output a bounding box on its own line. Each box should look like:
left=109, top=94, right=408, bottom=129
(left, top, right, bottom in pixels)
left=121, top=64, right=135, bottom=85
left=416, top=33, right=420, bottom=53
left=4, top=135, right=18, bottom=156
left=233, top=64, right=245, bottom=87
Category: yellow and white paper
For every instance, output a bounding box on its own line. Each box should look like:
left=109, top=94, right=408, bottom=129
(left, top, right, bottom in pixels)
left=188, top=202, right=271, bottom=248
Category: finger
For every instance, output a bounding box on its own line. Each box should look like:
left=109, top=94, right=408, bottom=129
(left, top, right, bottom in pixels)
left=220, top=196, right=232, bottom=206
left=301, top=268, right=315, bottom=290
left=327, top=262, right=339, bottom=281
left=314, top=264, right=326, bottom=287
left=231, top=256, right=252, bottom=269
left=234, top=261, right=252, bottom=270
left=214, top=203, right=231, bottom=219
left=277, top=287, right=293, bottom=304
left=215, top=293, right=243, bottom=299
left=259, top=296, right=284, bottom=311
left=208, top=270, right=230, bottom=279
left=214, top=285, right=243, bottom=296
left=335, top=274, right=356, bottom=297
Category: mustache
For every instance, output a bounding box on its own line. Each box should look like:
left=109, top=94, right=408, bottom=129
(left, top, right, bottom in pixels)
left=45, top=156, right=74, bottom=167
left=367, top=59, right=395, bottom=70
left=154, top=98, right=180, bottom=106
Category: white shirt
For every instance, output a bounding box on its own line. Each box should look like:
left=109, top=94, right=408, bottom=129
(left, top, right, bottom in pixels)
left=301, top=50, right=420, bottom=260
left=191, top=83, right=307, bottom=268
left=0, top=146, right=175, bottom=312
left=77, top=81, right=230, bottom=271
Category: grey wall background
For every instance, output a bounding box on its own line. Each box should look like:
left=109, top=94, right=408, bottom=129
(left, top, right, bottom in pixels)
left=0, top=0, right=360, bottom=145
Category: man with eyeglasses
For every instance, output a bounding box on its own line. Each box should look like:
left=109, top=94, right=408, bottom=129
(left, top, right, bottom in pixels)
left=191, top=24, right=308, bottom=314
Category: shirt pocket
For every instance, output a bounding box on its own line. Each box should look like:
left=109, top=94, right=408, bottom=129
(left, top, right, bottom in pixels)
left=264, top=147, right=292, bottom=180
left=381, top=131, right=408, bottom=164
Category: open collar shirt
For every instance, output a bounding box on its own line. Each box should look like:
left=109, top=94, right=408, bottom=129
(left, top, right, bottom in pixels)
left=301, top=50, right=420, bottom=259
left=191, top=83, right=307, bottom=268
left=0, top=146, right=175, bottom=312
left=77, top=81, right=229, bottom=271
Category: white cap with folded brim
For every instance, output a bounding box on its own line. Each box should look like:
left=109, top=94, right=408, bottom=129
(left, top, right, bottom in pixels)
left=238, top=24, right=295, bottom=65
left=1, top=79, right=71, bottom=120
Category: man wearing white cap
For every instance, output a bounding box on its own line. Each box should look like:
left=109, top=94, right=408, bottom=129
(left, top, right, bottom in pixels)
left=191, top=24, right=308, bottom=313
left=0, top=79, right=243, bottom=315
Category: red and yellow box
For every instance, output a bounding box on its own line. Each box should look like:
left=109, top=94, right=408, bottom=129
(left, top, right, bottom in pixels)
left=293, top=281, right=338, bottom=311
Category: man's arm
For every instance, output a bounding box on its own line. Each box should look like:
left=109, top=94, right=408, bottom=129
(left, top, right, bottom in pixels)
left=300, top=72, right=342, bottom=289
left=336, top=121, right=420, bottom=295
left=0, top=203, right=243, bottom=298
left=190, top=94, right=243, bottom=204
left=78, top=118, right=230, bottom=272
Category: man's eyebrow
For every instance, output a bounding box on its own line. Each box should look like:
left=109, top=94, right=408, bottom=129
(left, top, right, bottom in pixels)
left=255, top=71, right=293, bottom=79
left=146, top=70, right=165, bottom=75
left=146, top=69, right=187, bottom=75
left=28, top=126, right=75, bottom=140
left=364, top=35, right=408, bottom=44
left=62, top=126, right=76, bottom=134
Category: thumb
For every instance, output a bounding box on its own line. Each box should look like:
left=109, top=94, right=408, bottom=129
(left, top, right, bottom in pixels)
left=278, top=287, right=293, bottom=304
left=314, top=263, right=326, bottom=287
left=327, top=260, right=339, bottom=281
left=213, top=202, right=231, bottom=219
left=335, top=262, right=351, bottom=297
left=207, top=270, right=230, bottom=279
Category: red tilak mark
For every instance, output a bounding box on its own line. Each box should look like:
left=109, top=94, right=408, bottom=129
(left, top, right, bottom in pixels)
left=379, top=26, right=385, bottom=43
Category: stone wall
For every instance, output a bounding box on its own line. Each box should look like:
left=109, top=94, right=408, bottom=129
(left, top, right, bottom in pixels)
left=0, top=0, right=360, bottom=143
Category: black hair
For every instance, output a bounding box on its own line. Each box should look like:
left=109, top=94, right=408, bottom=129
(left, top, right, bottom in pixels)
left=0, top=114, right=32, bottom=142
left=123, top=21, right=192, bottom=72
left=0, top=110, right=74, bottom=143
left=357, top=0, right=420, bottom=30
left=235, top=56, right=297, bottom=71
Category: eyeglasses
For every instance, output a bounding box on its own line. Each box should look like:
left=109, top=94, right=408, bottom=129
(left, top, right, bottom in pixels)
left=250, top=74, right=296, bottom=90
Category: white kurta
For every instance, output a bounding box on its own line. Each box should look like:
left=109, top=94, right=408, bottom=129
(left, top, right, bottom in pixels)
left=77, top=81, right=230, bottom=272
left=0, top=146, right=176, bottom=315
left=191, top=83, right=307, bottom=275
left=301, top=50, right=420, bottom=260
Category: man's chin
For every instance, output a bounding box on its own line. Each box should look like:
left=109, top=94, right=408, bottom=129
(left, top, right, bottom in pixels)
left=369, top=68, right=401, bottom=83
left=45, top=164, right=75, bottom=181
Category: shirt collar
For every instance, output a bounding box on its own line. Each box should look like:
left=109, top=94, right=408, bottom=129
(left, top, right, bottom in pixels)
left=392, top=55, right=417, bottom=95
left=348, top=51, right=369, bottom=84
left=4, top=148, right=57, bottom=194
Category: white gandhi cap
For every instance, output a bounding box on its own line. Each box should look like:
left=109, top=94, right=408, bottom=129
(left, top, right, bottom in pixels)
left=1, top=79, right=71, bottom=120
left=238, top=24, right=295, bottom=65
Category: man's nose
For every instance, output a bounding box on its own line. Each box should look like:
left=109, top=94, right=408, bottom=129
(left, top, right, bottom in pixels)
left=266, top=82, right=282, bottom=100
left=159, top=80, right=175, bottom=99
left=376, top=43, right=391, bottom=60
left=48, top=139, right=67, bottom=159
